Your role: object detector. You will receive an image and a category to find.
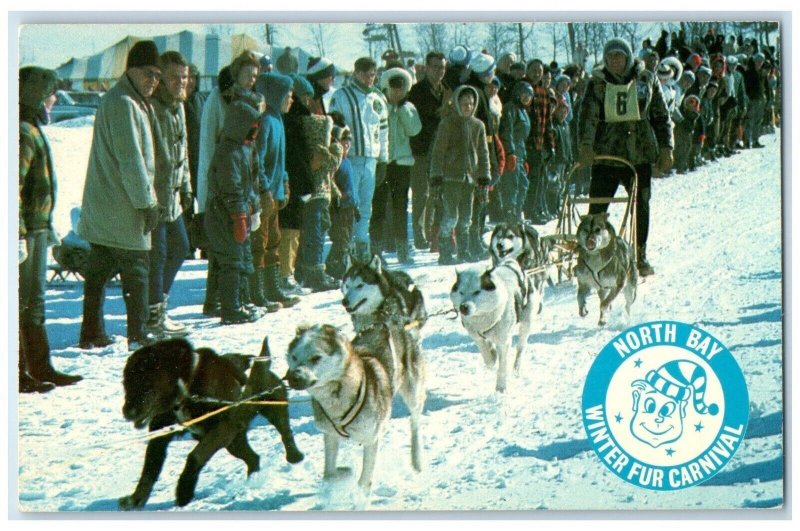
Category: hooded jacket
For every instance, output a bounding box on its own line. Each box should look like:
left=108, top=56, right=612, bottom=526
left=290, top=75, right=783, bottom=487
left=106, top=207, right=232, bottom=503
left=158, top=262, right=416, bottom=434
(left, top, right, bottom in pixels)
left=255, top=73, right=293, bottom=201
left=151, top=83, right=192, bottom=222
left=381, top=67, right=422, bottom=166
left=206, top=101, right=262, bottom=218
left=78, top=73, right=158, bottom=251
left=19, top=67, right=58, bottom=237
left=578, top=58, right=674, bottom=166
left=430, top=85, right=491, bottom=185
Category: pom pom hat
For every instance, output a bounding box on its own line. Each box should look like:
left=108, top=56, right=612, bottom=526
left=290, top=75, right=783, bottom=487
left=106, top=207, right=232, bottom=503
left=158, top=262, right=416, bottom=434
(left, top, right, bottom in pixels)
left=448, top=45, right=472, bottom=66
left=470, top=52, right=497, bottom=76
left=644, top=360, right=719, bottom=416
left=306, top=57, right=335, bottom=82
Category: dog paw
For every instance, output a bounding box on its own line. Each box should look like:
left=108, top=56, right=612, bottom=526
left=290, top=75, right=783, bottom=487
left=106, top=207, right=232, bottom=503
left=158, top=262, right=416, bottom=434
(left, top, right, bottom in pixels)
left=598, top=317, right=607, bottom=327
left=286, top=448, right=305, bottom=464
left=118, top=494, right=145, bottom=511
left=324, top=466, right=353, bottom=481
left=579, top=307, right=588, bottom=317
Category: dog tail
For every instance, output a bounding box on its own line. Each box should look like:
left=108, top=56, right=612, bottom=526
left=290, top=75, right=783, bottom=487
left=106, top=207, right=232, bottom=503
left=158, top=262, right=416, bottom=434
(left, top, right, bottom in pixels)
left=259, top=336, right=273, bottom=369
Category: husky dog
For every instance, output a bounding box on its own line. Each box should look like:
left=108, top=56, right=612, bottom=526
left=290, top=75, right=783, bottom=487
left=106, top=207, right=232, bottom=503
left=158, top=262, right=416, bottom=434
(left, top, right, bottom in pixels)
left=338, top=255, right=427, bottom=475
left=119, top=338, right=303, bottom=509
left=575, top=213, right=638, bottom=326
left=286, top=323, right=408, bottom=496
left=488, top=222, right=554, bottom=313
left=450, top=259, right=538, bottom=393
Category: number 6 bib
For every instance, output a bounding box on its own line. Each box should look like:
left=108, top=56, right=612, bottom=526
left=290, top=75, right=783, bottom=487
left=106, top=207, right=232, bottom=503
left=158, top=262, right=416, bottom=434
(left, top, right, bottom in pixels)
left=604, top=80, right=641, bottom=123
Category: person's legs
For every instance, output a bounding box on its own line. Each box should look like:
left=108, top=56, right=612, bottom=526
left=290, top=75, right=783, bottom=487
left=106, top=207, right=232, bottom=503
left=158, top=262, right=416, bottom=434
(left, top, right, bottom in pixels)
left=79, top=243, right=117, bottom=344
left=148, top=222, right=167, bottom=305
left=369, top=177, right=390, bottom=256
left=114, top=247, right=151, bottom=343
left=350, top=156, right=377, bottom=257
left=162, top=216, right=190, bottom=295
left=587, top=164, right=622, bottom=216
left=410, top=153, right=430, bottom=248
left=389, top=164, right=412, bottom=261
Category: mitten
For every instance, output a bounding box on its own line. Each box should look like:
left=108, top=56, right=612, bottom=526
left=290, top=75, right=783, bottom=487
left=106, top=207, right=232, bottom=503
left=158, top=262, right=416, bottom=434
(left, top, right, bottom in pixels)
left=231, top=212, right=248, bottom=243
left=507, top=154, right=518, bottom=172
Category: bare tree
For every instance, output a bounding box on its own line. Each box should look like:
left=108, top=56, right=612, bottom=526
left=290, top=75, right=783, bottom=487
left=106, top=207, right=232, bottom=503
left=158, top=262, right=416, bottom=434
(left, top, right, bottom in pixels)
left=308, top=23, right=337, bottom=57
left=484, top=22, right=517, bottom=58
left=414, top=23, right=448, bottom=55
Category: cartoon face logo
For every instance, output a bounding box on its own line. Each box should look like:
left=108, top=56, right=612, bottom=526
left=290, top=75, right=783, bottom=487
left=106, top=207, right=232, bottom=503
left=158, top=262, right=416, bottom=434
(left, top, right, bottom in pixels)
left=630, top=380, right=687, bottom=447
left=629, top=360, right=719, bottom=448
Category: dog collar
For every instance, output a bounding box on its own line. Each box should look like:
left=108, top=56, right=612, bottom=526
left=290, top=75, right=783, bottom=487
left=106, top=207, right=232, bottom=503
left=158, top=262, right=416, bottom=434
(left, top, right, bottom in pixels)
left=316, top=375, right=367, bottom=438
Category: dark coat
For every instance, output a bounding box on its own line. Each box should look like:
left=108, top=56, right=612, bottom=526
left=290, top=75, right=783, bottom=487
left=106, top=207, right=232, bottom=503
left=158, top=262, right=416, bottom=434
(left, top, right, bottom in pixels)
left=205, top=101, right=262, bottom=263
left=280, top=99, right=313, bottom=229
left=407, top=76, right=451, bottom=157
left=578, top=60, right=673, bottom=166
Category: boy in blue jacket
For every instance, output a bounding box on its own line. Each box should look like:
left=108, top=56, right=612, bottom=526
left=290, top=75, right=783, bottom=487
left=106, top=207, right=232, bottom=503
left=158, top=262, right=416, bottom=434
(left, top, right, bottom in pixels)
left=253, top=73, right=301, bottom=310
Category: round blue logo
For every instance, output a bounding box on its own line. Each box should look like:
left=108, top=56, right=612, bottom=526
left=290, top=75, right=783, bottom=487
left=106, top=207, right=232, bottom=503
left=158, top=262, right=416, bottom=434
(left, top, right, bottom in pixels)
left=582, top=321, right=749, bottom=490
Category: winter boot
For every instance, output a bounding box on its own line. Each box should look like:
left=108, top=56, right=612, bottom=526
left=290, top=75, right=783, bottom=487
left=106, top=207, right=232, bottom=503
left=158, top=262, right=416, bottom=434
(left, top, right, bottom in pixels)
left=263, top=263, right=300, bottom=307
left=20, top=370, right=55, bottom=393
left=146, top=302, right=189, bottom=339
left=466, top=227, right=485, bottom=263
left=161, top=294, right=188, bottom=335
left=437, top=235, right=458, bottom=265
left=22, top=323, right=82, bottom=387
left=280, top=274, right=310, bottom=296
left=19, top=339, right=55, bottom=393
left=302, top=264, right=340, bottom=292
left=456, top=231, right=471, bottom=263
left=413, top=228, right=429, bottom=250
left=637, top=245, right=655, bottom=277
left=246, top=270, right=281, bottom=313
left=397, top=240, right=414, bottom=265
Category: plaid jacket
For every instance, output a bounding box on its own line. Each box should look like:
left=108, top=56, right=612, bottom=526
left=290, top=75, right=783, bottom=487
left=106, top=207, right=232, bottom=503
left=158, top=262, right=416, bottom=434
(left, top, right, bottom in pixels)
left=19, top=107, right=56, bottom=237
left=527, top=84, right=554, bottom=152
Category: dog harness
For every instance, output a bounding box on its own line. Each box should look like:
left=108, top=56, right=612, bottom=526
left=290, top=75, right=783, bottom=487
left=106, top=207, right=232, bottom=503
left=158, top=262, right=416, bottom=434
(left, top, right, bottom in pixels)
left=579, top=237, right=619, bottom=287
left=314, top=375, right=367, bottom=438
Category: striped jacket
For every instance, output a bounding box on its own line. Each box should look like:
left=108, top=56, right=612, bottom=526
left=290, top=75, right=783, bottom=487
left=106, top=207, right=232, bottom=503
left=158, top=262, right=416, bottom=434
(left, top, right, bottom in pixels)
left=329, top=81, right=388, bottom=161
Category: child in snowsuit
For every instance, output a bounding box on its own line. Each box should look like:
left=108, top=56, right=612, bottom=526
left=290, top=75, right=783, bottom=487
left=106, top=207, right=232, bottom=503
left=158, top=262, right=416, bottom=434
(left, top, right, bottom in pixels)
left=204, top=101, right=264, bottom=324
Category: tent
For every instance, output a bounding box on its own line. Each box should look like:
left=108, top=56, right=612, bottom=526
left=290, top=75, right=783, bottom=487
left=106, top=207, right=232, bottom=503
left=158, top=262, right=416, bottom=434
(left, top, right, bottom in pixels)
left=55, top=30, right=313, bottom=92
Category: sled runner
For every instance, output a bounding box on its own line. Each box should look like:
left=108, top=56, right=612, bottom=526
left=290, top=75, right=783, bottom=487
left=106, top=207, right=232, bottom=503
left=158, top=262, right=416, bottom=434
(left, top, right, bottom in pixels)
left=549, top=155, right=638, bottom=282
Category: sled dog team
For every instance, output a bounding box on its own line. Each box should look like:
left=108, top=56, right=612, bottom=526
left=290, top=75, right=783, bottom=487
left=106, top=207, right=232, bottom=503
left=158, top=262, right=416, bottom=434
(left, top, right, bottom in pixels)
left=121, top=215, right=637, bottom=508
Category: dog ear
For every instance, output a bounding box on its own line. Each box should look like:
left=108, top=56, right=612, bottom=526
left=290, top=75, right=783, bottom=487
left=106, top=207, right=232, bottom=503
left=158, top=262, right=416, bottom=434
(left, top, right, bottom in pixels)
left=296, top=322, right=312, bottom=336
left=600, top=212, right=611, bottom=222
left=369, top=254, right=382, bottom=274
left=259, top=336, right=273, bottom=363
left=480, top=270, right=496, bottom=291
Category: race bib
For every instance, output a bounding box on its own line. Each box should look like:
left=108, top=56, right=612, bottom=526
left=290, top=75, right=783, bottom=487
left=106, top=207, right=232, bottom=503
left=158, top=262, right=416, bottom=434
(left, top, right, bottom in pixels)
left=604, top=80, right=641, bottom=123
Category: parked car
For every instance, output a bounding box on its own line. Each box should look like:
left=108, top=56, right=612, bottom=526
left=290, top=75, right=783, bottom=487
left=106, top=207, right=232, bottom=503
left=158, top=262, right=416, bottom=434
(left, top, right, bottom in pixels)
left=67, top=91, right=104, bottom=108
left=48, top=90, right=96, bottom=123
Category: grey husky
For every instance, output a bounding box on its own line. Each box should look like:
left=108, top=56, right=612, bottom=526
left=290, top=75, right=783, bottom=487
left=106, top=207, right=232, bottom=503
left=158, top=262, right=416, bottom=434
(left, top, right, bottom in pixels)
left=488, top=222, right=555, bottom=314
left=450, top=258, right=538, bottom=393
left=575, top=213, right=638, bottom=326
left=339, top=255, right=426, bottom=471
left=285, top=323, right=415, bottom=497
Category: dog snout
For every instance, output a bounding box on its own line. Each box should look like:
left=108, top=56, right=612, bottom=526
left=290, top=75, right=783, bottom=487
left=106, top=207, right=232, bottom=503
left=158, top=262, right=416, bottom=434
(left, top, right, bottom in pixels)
left=284, top=368, right=315, bottom=391
left=460, top=303, right=472, bottom=316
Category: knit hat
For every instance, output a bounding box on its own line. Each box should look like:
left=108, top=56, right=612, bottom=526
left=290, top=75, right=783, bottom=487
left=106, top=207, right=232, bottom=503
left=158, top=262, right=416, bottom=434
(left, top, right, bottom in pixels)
left=448, top=45, right=472, bottom=66
left=254, top=72, right=293, bottom=111
left=753, top=52, right=765, bottom=63
left=727, top=55, right=739, bottom=67
left=126, top=40, right=160, bottom=70
left=510, top=62, right=525, bottom=72
left=683, top=94, right=701, bottom=112
left=603, top=38, right=634, bottom=72
left=290, top=73, right=314, bottom=98
left=698, top=65, right=713, bottom=77
left=306, top=57, right=335, bottom=82
left=644, top=360, right=719, bottom=415
left=470, top=52, right=496, bottom=76
left=680, top=70, right=696, bottom=84
left=19, top=66, right=57, bottom=109
left=259, top=55, right=272, bottom=69
left=686, top=53, right=703, bottom=71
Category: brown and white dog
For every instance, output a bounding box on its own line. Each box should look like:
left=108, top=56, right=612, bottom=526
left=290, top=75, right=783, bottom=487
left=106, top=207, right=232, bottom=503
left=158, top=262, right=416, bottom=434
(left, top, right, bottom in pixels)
left=285, top=322, right=422, bottom=499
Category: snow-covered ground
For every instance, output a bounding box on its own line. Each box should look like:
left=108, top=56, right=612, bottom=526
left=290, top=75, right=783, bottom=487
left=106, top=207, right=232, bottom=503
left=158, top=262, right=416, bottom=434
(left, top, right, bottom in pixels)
left=15, top=120, right=783, bottom=513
